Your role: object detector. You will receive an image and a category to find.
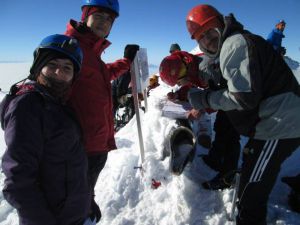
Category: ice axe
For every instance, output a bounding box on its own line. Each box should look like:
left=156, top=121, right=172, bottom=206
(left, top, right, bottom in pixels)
left=228, top=170, right=241, bottom=221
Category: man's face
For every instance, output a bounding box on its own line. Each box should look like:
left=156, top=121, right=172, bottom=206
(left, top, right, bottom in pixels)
left=196, top=28, right=221, bottom=55
left=39, top=58, right=74, bottom=83
left=277, top=22, right=286, bottom=32
left=86, top=11, right=114, bottom=38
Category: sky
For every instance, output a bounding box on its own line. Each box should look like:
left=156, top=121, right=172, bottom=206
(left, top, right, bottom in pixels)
left=1, top=60, right=300, bottom=224
left=0, top=0, right=300, bottom=74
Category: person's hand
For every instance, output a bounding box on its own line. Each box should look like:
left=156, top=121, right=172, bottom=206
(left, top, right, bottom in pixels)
left=187, top=109, right=201, bottom=120
left=167, top=91, right=177, bottom=101
left=187, top=88, right=210, bottom=110
left=124, top=44, right=140, bottom=62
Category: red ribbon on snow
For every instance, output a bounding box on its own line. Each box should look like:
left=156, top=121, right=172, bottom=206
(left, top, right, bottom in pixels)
left=151, top=179, right=161, bottom=189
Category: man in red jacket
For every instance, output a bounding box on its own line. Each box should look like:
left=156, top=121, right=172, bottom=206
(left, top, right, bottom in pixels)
left=64, top=0, right=139, bottom=222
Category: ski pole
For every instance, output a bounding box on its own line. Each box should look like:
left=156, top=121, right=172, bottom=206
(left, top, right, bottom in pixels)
left=228, top=171, right=241, bottom=221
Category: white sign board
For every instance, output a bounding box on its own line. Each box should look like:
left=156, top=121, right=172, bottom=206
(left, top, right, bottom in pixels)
left=135, top=48, right=150, bottom=93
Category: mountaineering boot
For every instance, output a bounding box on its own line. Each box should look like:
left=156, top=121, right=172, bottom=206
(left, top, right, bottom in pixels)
left=200, top=154, right=222, bottom=172
left=202, top=171, right=235, bottom=190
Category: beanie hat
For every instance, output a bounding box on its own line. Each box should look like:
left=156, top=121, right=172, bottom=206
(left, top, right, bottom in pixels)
left=81, top=6, right=117, bottom=21
left=277, top=19, right=286, bottom=25
left=169, top=43, right=181, bottom=53
left=29, top=50, right=76, bottom=81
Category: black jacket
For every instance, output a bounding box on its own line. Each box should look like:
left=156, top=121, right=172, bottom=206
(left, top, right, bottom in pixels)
left=0, top=82, right=90, bottom=225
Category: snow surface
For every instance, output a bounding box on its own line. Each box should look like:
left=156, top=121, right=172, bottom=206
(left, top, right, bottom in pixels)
left=0, top=58, right=300, bottom=225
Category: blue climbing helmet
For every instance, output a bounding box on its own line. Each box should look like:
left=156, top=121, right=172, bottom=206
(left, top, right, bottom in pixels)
left=31, top=34, right=83, bottom=75
left=82, top=0, right=119, bottom=17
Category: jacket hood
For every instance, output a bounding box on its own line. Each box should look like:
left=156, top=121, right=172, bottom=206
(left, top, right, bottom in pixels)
left=65, top=20, right=111, bottom=56
left=0, top=82, right=54, bottom=129
left=0, top=95, right=9, bottom=130
left=222, top=13, right=244, bottom=41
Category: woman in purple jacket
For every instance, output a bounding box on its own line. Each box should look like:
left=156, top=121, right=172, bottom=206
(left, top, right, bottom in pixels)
left=0, top=34, right=90, bottom=225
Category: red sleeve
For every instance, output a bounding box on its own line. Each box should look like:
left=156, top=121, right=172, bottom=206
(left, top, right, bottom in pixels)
left=107, top=58, right=131, bottom=80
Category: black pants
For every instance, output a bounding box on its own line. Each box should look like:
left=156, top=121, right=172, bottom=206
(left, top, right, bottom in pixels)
left=237, top=137, right=300, bottom=225
left=112, top=95, right=119, bottom=117
left=88, top=153, right=108, bottom=196
left=209, top=110, right=240, bottom=176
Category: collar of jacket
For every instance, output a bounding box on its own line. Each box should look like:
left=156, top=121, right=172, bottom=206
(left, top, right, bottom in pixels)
left=65, top=19, right=111, bottom=56
left=273, top=28, right=285, bottom=37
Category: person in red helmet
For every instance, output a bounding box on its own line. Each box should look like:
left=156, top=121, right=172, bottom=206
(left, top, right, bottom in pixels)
left=160, top=51, right=206, bottom=88
left=186, top=4, right=300, bottom=225
left=160, top=50, right=241, bottom=190
left=64, top=0, right=140, bottom=223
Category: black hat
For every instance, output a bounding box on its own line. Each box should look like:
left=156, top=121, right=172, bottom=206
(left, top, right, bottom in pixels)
left=28, top=49, right=74, bottom=81
left=169, top=43, right=181, bottom=53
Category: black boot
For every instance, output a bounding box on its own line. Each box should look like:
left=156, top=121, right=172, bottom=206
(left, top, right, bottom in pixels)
left=200, top=154, right=222, bottom=172
left=202, top=172, right=235, bottom=190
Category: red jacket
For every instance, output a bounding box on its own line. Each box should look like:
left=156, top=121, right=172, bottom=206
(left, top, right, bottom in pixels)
left=65, top=20, right=131, bottom=154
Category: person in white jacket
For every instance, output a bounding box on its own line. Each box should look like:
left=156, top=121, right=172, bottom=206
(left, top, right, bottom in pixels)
left=186, top=4, right=300, bottom=225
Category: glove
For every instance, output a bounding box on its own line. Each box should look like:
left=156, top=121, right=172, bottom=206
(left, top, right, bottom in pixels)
left=186, top=109, right=201, bottom=120
left=187, top=88, right=211, bottom=110
left=167, top=91, right=178, bottom=101
left=90, top=199, right=101, bottom=222
left=124, top=44, right=140, bottom=62
left=280, top=47, right=286, bottom=56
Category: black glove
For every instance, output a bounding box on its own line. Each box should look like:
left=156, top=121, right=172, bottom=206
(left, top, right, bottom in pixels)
left=187, top=88, right=211, bottom=110
left=90, top=199, right=101, bottom=222
left=280, top=46, right=286, bottom=56
left=124, top=44, right=140, bottom=62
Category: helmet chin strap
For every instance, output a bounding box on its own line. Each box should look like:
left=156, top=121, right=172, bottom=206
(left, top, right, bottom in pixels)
left=199, top=28, right=223, bottom=59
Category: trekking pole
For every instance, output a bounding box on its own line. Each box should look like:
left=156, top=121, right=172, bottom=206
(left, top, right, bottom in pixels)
left=228, top=170, right=241, bottom=221
left=130, top=53, right=145, bottom=172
